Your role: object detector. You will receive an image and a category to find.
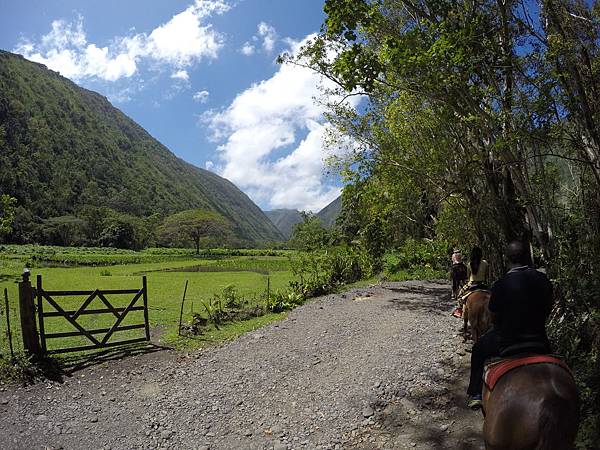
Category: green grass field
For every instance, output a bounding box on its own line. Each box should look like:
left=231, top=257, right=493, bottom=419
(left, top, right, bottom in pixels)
left=0, top=246, right=295, bottom=358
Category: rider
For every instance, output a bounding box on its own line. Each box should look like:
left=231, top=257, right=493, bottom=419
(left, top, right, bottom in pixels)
left=450, top=249, right=468, bottom=316
left=456, top=246, right=489, bottom=315
left=466, top=240, right=553, bottom=409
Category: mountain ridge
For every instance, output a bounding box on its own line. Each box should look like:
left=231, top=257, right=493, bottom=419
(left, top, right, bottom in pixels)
left=0, top=50, right=283, bottom=244
left=316, top=196, right=342, bottom=228
left=264, top=209, right=304, bottom=239
left=264, top=196, right=342, bottom=239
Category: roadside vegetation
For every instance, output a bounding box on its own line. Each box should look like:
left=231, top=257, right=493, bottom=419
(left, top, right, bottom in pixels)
left=278, top=1, right=600, bottom=445
left=0, top=229, right=446, bottom=384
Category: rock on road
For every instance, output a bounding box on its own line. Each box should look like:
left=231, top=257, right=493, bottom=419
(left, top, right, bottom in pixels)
left=0, top=280, right=484, bottom=449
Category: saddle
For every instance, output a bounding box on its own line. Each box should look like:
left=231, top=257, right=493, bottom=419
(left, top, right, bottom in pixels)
left=484, top=351, right=571, bottom=391
left=460, top=287, right=491, bottom=303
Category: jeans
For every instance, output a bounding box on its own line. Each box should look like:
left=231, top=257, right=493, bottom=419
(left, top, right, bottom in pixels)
left=467, top=329, right=501, bottom=396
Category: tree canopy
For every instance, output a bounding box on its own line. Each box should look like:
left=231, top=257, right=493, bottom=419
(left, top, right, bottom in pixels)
left=157, top=209, right=232, bottom=253
left=289, top=0, right=600, bottom=444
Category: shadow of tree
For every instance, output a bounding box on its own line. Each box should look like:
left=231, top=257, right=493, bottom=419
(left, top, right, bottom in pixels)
left=350, top=281, right=483, bottom=449
left=383, top=282, right=455, bottom=315
left=363, top=349, right=483, bottom=449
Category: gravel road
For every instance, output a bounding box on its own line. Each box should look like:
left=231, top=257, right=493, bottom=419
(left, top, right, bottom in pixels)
left=0, top=280, right=484, bottom=449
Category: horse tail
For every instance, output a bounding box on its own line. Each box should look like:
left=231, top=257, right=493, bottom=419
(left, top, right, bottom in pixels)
left=536, top=394, right=577, bottom=450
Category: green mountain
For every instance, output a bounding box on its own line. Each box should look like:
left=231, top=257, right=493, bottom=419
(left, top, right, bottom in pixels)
left=264, top=209, right=304, bottom=239
left=0, top=51, right=283, bottom=244
left=316, top=196, right=341, bottom=228
left=265, top=196, right=342, bottom=239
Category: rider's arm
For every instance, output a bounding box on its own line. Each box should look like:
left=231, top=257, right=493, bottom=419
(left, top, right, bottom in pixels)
left=488, top=279, right=503, bottom=326
left=540, top=273, right=554, bottom=318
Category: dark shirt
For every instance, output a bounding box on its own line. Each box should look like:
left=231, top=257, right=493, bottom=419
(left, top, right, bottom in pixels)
left=488, top=266, right=553, bottom=350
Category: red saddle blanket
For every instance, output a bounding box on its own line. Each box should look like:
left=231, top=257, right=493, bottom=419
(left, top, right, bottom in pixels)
left=484, top=355, right=571, bottom=391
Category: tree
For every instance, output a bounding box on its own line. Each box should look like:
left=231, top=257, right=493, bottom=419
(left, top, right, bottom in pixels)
left=288, top=0, right=600, bottom=443
left=360, top=216, right=386, bottom=271
left=98, top=221, right=136, bottom=250
left=42, top=215, right=87, bottom=246
left=289, top=213, right=332, bottom=251
left=0, top=194, right=17, bottom=239
left=157, top=209, right=231, bottom=253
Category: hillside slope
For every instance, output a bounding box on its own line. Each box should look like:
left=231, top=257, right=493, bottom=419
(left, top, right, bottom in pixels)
left=264, top=209, right=303, bottom=239
left=317, top=196, right=341, bottom=228
left=0, top=51, right=282, bottom=243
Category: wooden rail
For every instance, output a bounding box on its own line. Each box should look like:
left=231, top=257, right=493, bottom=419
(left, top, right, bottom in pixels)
left=35, top=275, right=150, bottom=355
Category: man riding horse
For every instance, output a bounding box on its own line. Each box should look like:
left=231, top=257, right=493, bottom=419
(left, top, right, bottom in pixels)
left=466, top=240, right=553, bottom=409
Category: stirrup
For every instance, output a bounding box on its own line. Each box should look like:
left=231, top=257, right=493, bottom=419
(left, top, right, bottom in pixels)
left=467, top=397, right=482, bottom=410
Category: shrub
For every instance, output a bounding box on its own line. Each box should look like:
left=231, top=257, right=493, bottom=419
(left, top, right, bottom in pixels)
left=265, top=290, right=304, bottom=313
left=384, top=238, right=448, bottom=278
left=289, top=245, right=371, bottom=297
left=0, top=352, right=45, bottom=384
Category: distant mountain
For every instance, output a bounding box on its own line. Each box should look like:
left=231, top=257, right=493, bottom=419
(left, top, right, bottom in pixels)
left=264, top=209, right=303, bottom=239
left=0, top=50, right=283, bottom=243
left=265, top=196, right=342, bottom=239
left=317, top=196, right=342, bottom=228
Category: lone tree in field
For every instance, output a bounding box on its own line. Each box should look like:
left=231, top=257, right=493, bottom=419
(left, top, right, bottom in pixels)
left=158, top=209, right=231, bottom=253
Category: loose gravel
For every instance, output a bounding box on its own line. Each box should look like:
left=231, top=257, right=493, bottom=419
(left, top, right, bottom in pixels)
left=0, top=280, right=483, bottom=449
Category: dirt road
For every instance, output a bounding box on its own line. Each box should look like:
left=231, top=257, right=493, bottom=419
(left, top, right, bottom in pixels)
left=0, top=280, right=483, bottom=449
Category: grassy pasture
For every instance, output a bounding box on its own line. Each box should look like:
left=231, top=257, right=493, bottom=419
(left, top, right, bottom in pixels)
left=0, top=246, right=294, bottom=358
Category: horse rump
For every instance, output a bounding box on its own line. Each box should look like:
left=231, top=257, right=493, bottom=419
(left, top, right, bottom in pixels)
left=536, top=390, right=579, bottom=450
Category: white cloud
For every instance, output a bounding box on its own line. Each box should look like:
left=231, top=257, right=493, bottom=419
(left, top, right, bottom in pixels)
left=193, top=90, right=210, bottom=103
left=257, top=22, right=277, bottom=52
left=14, top=0, right=230, bottom=83
left=171, top=70, right=190, bottom=81
left=146, top=1, right=226, bottom=67
left=241, top=42, right=255, bottom=56
left=240, top=22, right=277, bottom=56
left=204, top=35, right=356, bottom=212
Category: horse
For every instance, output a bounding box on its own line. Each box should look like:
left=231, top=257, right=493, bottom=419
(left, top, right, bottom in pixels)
left=482, top=361, right=580, bottom=450
left=451, top=262, right=468, bottom=300
left=462, top=290, right=492, bottom=342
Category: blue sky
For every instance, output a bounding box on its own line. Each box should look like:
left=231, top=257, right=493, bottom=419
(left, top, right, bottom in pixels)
left=0, top=0, right=346, bottom=212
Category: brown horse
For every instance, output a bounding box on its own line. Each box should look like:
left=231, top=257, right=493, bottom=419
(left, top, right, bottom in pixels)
left=462, top=290, right=492, bottom=342
left=482, top=363, right=580, bottom=450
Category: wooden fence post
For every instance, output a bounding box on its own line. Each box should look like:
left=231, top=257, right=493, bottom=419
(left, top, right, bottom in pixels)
left=19, top=270, right=41, bottom=357
left=142, top=276, right=150, bottom=342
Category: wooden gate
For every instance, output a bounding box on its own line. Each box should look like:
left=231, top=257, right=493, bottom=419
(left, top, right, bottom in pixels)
left=36, top=275, right=150, bottom=355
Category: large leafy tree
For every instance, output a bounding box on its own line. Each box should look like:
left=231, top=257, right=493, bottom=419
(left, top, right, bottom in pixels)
left=291, top=0, right=599, bottom=267
left=290, top=0, right=600, bottom=443
left=157, top=209, right=231, bottom=253
left=289, top=213, right=333, bottom=251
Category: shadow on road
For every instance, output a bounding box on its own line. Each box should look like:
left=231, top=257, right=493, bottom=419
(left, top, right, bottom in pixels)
left=384, top=281, right=455, bottom=315
left=353, top=280, right=483, bottom=449
left=366, top=345, right=483, bottom=449
left=42, top=342, right=170, bottom=382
